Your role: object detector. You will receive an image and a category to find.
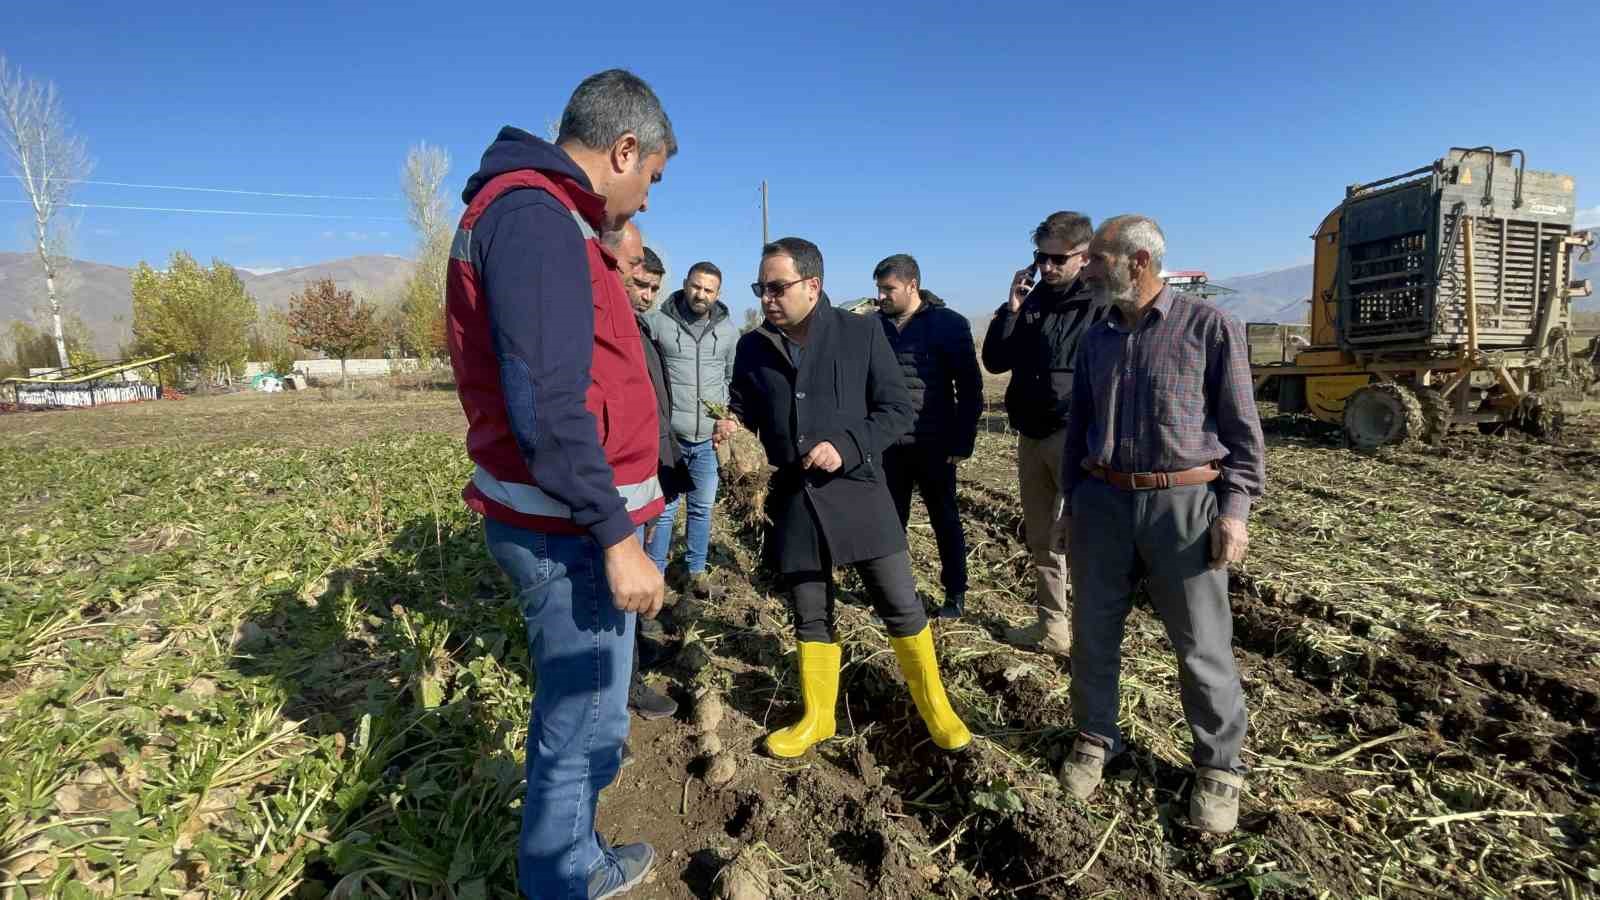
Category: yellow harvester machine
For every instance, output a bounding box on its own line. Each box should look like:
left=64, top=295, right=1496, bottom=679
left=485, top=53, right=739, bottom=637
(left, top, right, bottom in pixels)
left=1258, top=147, right=1593, bottom=448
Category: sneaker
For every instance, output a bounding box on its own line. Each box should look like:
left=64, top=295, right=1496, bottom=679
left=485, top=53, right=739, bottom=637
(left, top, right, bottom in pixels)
left=628, top=682, right=678, bottom=720
left=1189, top=768, right=1244, bottom=833
left=936, top=593, right=965, bottom=619
left=1004, top=621, right=1071, bottom=657
left=1058, top=735, right=1107, bottom=800
left=587, top=842, right=656, bottom=899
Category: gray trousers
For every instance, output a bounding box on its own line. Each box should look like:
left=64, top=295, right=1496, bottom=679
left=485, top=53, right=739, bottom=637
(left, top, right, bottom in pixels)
left=1068, top=478, right=1247, bottom=774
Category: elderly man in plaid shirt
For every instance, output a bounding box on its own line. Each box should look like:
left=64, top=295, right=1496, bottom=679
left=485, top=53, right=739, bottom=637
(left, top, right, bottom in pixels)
left=1052, top=214, right=1265, bottom=833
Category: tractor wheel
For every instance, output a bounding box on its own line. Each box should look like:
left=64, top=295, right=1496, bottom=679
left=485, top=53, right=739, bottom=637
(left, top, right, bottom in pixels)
left=1415, top=386, right=1451, bottom=444
left=1342, top=383, right=1423, bottom=449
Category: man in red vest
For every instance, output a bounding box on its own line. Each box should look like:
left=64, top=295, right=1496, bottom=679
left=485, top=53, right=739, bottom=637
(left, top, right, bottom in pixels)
left=444, top=69, right=675, bottom=900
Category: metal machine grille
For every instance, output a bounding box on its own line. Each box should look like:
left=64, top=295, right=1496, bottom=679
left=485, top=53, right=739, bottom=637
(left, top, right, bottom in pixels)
left=1346, top=231, right=1429, bottom=339
left=1437, top=212, right=1568, bottom=344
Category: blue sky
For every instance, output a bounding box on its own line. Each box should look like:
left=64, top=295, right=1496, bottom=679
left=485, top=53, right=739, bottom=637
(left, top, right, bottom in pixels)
left=3, top=1, right=1597, bottom=318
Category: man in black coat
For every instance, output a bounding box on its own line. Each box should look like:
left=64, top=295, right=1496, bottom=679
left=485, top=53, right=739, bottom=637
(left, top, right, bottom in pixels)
left=981, top=211, right=1104, bottom=656
left=872, top=253, right=982, bottom=619
left=714, top=237, right=971, bottom=759
left=604, top=221, right=686, bottom=728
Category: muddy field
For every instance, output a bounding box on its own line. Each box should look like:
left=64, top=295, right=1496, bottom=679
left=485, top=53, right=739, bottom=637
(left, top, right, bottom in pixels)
left=1, top=391, right=1597, bottom=898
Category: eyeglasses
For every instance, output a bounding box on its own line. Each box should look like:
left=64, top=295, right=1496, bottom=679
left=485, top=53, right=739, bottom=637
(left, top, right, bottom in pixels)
left=1034, top=249, right=1088, bottom=267
left=750, top=276, right=809, bottom=299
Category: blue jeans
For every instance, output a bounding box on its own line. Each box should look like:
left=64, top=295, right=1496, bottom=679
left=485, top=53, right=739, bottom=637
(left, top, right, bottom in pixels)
left=484, top=519, right=636, bottom=900
left=646, top=438, right=719, bottom=575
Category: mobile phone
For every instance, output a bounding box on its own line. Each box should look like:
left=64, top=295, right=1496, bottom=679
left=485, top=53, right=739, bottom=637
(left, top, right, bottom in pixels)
left=1020, top=262, right=1038, bottom=293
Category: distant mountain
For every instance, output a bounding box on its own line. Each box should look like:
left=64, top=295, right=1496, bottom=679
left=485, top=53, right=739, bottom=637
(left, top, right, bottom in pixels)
left=0, top=253, right=415, bottom=352
left=1206, top=264, right=1314, bottom=323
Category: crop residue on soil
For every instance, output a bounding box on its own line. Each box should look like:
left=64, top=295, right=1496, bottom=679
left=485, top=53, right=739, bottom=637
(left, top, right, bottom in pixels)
left=0, top=392, right=1597, bottom=898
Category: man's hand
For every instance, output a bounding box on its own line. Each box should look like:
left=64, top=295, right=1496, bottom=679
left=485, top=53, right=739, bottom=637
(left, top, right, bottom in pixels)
left=1208, top=516, right=1249, bottom=569
left=800, top=441, right=843, bottom=473
left=1050, top=512, right=1071, bottom=554
left=603, top=534, right=665, bottom=618
left=712, top=418, right=739, bottom=447
left=1008, top=267, right=1035, bottom=312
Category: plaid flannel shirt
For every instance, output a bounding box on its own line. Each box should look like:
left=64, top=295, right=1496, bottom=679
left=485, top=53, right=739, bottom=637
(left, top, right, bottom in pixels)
left=1063, top=286, right=1265, bottom=519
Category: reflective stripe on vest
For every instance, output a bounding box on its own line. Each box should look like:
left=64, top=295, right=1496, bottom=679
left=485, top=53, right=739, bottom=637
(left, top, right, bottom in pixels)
left=449, top=208, right=594, bottom=267
left=471, top=465, right=663, bottom=518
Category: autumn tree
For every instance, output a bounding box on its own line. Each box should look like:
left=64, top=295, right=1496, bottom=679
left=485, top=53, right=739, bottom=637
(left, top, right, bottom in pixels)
left=2, top=314, right=96, bottom=377
left=286, top=278, right=380, bottom=387
left=396, top=143, right=453, bottom=364
left=247, top=310, right=297, bottom=376
left=1, top=56, right=92, bottom=369
left=130, top=253, right=257, bottom=387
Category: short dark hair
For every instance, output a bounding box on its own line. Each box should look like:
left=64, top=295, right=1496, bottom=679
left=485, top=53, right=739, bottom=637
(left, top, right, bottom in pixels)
left=641, top=247, right=664, bottom=276
left=872, top=253, right=920, bottom=285
left=1032, top=211, right=1093, bottom=247
left=762, top=237, right=824, bottom=284
left=686, top=261, right=721, bottom=282
left=557, top=69, right=678, bottom=158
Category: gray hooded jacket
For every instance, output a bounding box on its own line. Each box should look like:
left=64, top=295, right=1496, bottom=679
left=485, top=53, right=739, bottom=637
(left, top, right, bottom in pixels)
left=644, top=291, right=739, bottom=443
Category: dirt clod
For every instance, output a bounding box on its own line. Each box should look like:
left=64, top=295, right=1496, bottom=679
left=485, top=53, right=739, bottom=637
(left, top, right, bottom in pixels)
left=705, top=752, right=738, bottom=787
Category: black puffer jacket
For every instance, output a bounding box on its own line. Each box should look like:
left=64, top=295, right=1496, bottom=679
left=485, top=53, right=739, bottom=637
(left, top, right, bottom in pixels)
left=981, top=280, right=1108, bottom=439
left=875, top=290, right=982, bottom=457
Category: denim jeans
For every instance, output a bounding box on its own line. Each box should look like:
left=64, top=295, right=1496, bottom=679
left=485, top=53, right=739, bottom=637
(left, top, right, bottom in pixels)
left=484, top=519, right=637, bottom=900
left=646, top=438, right=719, bottom=575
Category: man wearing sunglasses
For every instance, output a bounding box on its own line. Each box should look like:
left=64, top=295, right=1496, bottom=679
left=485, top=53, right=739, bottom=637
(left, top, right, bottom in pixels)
left=712, top=237, right=972, bottom=760
left=981, top=211, right=1104, bottom=657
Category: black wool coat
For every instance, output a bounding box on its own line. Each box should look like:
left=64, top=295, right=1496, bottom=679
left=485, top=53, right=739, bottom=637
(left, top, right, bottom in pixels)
left=728, top=294, right=913, bottom=574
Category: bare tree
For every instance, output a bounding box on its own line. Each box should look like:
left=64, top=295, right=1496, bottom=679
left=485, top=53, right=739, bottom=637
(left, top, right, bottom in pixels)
left=401, top=142, right=450, bottom=240
left=0, top=56, right=91, bottom=370
left=398, top=143, right=453, bottom=364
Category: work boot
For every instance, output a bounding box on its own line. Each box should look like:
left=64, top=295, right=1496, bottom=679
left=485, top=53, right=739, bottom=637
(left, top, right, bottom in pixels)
left=935, top=592, right=965, bottom=619
left=889, top=626, right=973, bottom=752
left=765, top=642, right=841, bottom=758
left=1190, top=768, right=1245, bottom=833
left=628, top=680, right=678, bottom=720
left=1004, top=620, right=1071, bottom=657
left=1058, top=735, right=1107, bottom=800
left=587, top=841, right=656, bottom=899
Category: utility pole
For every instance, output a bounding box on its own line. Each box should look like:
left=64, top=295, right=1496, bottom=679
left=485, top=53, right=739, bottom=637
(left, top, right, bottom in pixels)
left=760, top=180, right=769, bottom=245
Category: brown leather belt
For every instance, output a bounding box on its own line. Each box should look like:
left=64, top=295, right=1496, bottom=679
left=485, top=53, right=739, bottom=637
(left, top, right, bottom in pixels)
left=1090, top=464, right=1219, bottom=491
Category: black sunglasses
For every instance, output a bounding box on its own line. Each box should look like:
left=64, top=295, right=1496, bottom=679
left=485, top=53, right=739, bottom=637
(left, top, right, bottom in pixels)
left=1034, top=249, right=1087, bottom=267
left=750, top=276, right=809, bottom=299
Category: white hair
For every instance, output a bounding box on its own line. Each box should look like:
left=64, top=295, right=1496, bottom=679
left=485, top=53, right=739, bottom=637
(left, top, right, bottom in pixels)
left=1099, top=215, right=1166, bottom=272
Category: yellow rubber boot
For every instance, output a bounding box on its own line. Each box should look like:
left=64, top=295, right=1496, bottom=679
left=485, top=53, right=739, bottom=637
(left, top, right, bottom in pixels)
left=765, top=641, right=842, bottom=758
left=890, top=626, right=973, bottom=752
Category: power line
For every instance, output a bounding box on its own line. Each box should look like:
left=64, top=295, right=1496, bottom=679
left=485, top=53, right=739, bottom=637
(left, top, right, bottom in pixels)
left=3, top=174, right=397, bottom=202
left=0, top=199, right=405, bottom=222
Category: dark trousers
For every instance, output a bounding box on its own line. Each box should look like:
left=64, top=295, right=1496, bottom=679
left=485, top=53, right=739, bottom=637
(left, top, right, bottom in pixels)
left=1068, top=479, right=1248, bottom=774
left=882, top=445, right=969, bottom=597
left=787, top=549, right=926, bottom=642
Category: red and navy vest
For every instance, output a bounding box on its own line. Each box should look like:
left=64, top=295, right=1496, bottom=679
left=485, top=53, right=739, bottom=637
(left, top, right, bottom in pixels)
left=444, top=169, right=664, bottom=534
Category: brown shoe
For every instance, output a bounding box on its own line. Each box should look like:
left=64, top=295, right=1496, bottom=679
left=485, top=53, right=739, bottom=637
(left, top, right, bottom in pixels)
left=1004, top=621, right=1071, bottom=657
left=1057, top=736, right=1107, bottom=800
left=1190, top=768, right=1244, bottom=833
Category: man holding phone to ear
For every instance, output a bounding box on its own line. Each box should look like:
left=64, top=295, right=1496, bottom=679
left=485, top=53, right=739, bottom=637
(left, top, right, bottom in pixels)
left=981, top=211, right=1104, bottom=657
